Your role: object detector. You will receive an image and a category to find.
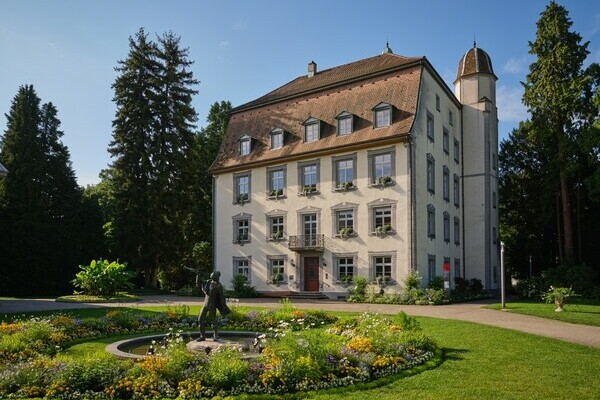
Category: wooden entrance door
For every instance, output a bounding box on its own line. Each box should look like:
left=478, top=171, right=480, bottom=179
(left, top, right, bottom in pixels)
left=304, top=257, right=320, bottom=291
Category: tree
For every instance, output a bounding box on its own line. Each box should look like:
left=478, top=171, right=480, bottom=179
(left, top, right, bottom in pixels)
left=0, top=85, right=81, bottom=295
left=522, top=1, right=594, bottom=265
left=108, top=29, right=200, bottom=288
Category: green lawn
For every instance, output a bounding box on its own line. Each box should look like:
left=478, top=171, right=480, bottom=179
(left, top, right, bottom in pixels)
left=484, top=298, right=600, bottom=326
left=52, top=306, right=600, bottom=400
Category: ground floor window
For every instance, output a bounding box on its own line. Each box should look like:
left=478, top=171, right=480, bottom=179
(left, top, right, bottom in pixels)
left=373, top=256, right=392, bottom=279
left=233, top=257, right=251, bottom=282
left=270, top=258, right=285, bottom=283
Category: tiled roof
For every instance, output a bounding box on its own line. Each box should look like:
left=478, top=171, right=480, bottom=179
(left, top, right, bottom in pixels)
left=211, top=54, right=424, bottom=173
left=235, top=53, right=423, bottom=111
left=455, top=45, right=495, bottom=81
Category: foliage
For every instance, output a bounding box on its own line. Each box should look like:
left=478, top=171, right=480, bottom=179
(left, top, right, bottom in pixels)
left=72, top=259, right=135, bottom=296
left=515, top=265, right=599, bottom=299
left=0, top=85, right=83, bottom=295
left=427, top=276, right=444, bottom=290
left=543, top=286, right=575, bottom=304
left=404, top=271, right=422, bottom=290
left=347, top=276, right=369, bottom=301
left=229, top=274, right=258, bottom=298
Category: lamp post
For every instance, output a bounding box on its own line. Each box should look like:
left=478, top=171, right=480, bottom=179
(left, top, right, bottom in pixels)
left=500, top=241, right=506, bottom=309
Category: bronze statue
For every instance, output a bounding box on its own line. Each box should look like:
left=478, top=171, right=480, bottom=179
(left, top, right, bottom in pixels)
left=197, top=271, right=230, bottom=341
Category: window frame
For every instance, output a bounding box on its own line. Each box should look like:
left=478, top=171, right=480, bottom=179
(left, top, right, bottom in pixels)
left=266, top=165, right=286, bottom=199
left=239, top=137, right=251, bottom=156
left=428, top=254, right=436, bottom=282
left=427, top=204, right=436, bottom=239
left=454, top=216, right=460, bottom=245
left=233, top=256, right=252, bottom=283
left=336, top=111, right=354, bottom=136
left=449, top=109, right=454, bottom=126
left=443, top=166, right=450, bottom=201
left=333, top=253, right=358, bottom=282
left=330, top=202, right=358, bottom=238
left=303, top=117, right=321, bottom=143
left=233, top=171, right=251, bottom=204
left=367, top=146, right=396, bottom=187
left=270, top=128, right=285, bottom=150
left=331, top=153, right=357, bottom=190
left=435, top=94, right=440, bottom=111
left=427, top=153, right=435, bottom=194
left=454, top=258, right=461, bottom=278
left=297, top=159, right=321, bottom=195
left=369, top=250, right=396, bottom=281
left=443, top=128, right=449, bottom=154
left=426, top=111, right=434, bottom=141
left=454, top=174, right=460, bottom=207
left=265, top=209, right=287, bottom=241
left=266, top=255, right=287, bottom=283
left=454, top=138, right=460, bottom=163
left=373, top=102, right=392, bottom=128
left=367, top=198, right=397, bottom=235
left=443, top=211, right=450, bottom=243
left=232, top=212, right=252, bottom=244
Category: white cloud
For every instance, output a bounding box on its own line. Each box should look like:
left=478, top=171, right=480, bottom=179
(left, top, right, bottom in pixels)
left=497, top=85, right=528, bottom=123
left=502, top=57, right=528, bottom=75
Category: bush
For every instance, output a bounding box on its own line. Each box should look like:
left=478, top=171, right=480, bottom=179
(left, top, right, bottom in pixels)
left=205, top=348, right=249, bottom=390
left=228, top=274, right=258, bottom=298
left=427, top=276, right=444, bottom=290
left=516, top=265, right=599, bottom=299
left=72, top=259, right=134, bottom=296
left=404, top=270, right=422, bottom=290
left=347, top=275, right=369, bottom=302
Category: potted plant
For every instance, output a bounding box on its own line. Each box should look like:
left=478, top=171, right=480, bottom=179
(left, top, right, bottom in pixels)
left=271, top=230, right=283, bottom=240
left=383, top=224, right=392, bottom=232
left=339, top=227, right=354, bottom=239
left=302, top=185, right=316, bottom=195
left=237, top=193, right=248, bottom=204
left=270, top=189, right=283, bottom=198
left=543, top=286, right=575, bottom=312
left=271, top=272, right=283, bottom=285
left=237, top=232, right=248, bottom=243
left=340, top=274, right=354, bottom=287
left=377, top=176, right=393, bottom=186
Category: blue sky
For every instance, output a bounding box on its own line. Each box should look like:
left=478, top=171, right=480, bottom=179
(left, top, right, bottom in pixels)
left=1, top=0, right=599, bottom=186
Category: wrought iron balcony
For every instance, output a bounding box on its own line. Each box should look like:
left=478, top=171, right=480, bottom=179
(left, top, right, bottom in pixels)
left=287, top=234, right=325, bottom=252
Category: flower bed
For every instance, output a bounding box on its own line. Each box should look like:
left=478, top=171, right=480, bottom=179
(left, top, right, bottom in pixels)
left=0, top=305, right=437, bottom=399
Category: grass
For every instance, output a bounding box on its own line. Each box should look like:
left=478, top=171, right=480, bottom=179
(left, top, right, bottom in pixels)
left=25, top=305, right=599, bottom=400
left=55, top=292, right=140, bottom=303
left=484, top=298, right=600, bottom=326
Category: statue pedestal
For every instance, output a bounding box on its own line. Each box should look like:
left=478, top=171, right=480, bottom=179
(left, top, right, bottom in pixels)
left=186, top=338, right=248, bottom=354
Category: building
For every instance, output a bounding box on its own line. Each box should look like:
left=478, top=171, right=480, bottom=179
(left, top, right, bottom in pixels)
left=209, top=43, right=499, bottom=298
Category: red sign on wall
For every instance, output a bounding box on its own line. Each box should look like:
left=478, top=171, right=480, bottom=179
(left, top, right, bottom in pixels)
left=443, top=262, right=450, bottom=272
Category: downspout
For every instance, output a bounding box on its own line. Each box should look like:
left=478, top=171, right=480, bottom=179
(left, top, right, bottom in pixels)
left=212, top=175, right=217, bottom=274
left=460, top=84, right=466, bottom=279
left=407, top=135, right=416, bottom=271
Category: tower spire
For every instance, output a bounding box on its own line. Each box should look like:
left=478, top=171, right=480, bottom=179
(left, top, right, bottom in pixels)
left=382, top=40, right=393, bottom=54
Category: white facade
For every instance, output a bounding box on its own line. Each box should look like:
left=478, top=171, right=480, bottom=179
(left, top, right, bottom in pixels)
left=211, top=46, right=499, bottom=297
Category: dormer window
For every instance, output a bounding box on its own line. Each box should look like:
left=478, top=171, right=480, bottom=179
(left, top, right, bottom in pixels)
left=239, top=135, right=252, bottom=156
left=303, top=117, right=321, bottom=142
left=270, top=128, right=284, bottom=149
left=336, top=111, right=354, bottom=136
left=373, top=103, right=392, bottom=128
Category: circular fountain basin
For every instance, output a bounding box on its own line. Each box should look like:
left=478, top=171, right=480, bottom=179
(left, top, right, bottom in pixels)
left=106, top=331, right=261, bottom=359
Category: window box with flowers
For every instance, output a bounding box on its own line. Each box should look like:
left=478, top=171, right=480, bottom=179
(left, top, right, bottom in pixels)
left=267, top=189, right=284, bottom=200
left=300, top=185, right=319, bottom=196
left=370, top=176, right=394, bottom=188
left=269, top=230, right=284, bottom=242
left=374, top=224, right=394, bottom=236
left=270, top=272, right=284, bottom=286
left=339, top=274, right=354, bottom=288
left=236, top=232, right=249, bottom=245
left=337, top=227, right=356, bottom=239
left=236, top=193, right=249, bottom=204
left=333, top=181, right=356, bottom=192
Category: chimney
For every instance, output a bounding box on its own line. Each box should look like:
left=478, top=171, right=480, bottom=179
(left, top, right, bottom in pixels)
left=307, top=61, right=317, bottom=78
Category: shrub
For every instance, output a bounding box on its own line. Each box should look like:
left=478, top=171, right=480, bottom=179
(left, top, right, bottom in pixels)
left=404, top=270, right=422, bottom=290
left=515, top=276, right=546, bottom=299
left=72, top=259, right=135, bottom=296
left=205, top=348, right=249, bottom=390
left=347, top=275, right=369, bottom=302
left=230, top=274, right=258, bottom=298
left=427, top=275, right=444, bottom=290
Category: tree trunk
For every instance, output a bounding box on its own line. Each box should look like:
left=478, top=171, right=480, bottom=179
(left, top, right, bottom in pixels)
left=560, top=171, right=574, bottom=265
left=556, top=192, right=564, bottom=265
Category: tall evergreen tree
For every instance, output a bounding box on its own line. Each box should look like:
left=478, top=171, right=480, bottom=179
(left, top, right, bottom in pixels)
left=522, top=1, right=593, bottom=265
left=0, top=85, right=81, bottom=294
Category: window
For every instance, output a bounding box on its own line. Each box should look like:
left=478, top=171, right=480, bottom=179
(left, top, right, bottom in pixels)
left=427, top=112, right=434, bottom=141
left=493, top=227, right=497, bottom=244
left=336, top=111, right=353, bottom=135
left=427, top=153, right=435, bottom=193
left=270, top=129, right=284, bottom=149
left=239, top=137, right=251, bottom=155
left=443, top=128, right=449, bottom=154
left=266, top=209, right=287, bottom=241
left=428, top=255, right=436, bottom=281
left=449, top=109, right=453, bottom=126
left=267, top=166, right=286, bottom=198
left=454, top=174, right=460, bottom=207
left=454, top=258, right=461, bottom=278
left=427, top=204, right=435, bottom=238
left=443, top=166, right=450, bottom=201
left=436, top=94, right=440, bottom=111
left=373, top=103, right=392, bottom=128
left=233, top=256, right=251, bottom=282
left=269, top=257, right=286, bottom=283
left=232, top=213, right=251, bottom=244
left=493, top=191, right=497, bottom=208
left=234, top=172, right=251, bottom=204
left=336, top=210, right=354, bottom=235
left=374, top=256, right=392, bottom=279
left=298, top=160, right=320, bottom=194
left=337, top=257, right=355, bottom=280
left=454, top=138, right=460, bottom=163
left=368, top=146, right=396, bottom=186
left=303, top=117, right=320, bottom=142
left=332, top=154, right=356, bottom=189
left=454, top=216, right=460, bottom=245
left=331, top=202, right=358, bottom=237
left=492, top=153, right=497, bottom=170
left=443, top=211, right=450, bottom=243
left=270, top=216, right=284, bottom=240
left=368, top=198, right=397, bottom=235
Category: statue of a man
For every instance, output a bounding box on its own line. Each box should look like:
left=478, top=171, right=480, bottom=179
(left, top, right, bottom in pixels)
left=197, top=271, right=230, bottom=341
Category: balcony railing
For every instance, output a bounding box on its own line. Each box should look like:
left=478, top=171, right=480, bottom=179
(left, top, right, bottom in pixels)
left=287, top=234, right=325, bottom=252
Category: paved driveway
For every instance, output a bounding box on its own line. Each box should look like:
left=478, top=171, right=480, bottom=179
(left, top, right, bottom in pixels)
left=1, top=296, right=599, bottom=348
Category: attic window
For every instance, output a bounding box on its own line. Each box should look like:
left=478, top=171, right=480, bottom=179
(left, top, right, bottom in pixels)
left=270, top=128, right=284, bottom=149
left=239, top=135, right=251, bottom=156
left=303, top=117, right=321, bottom=143
left=336, top=111, right=354, bottom=136
left=373, top=103, right=392, bottom=128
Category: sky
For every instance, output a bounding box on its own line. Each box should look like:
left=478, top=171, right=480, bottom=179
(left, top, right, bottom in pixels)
left=1, top=0, right=599, bottom=186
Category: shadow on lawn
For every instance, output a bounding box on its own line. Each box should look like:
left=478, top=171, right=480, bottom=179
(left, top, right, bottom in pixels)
left=443, top=347, right=469, bottom=361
